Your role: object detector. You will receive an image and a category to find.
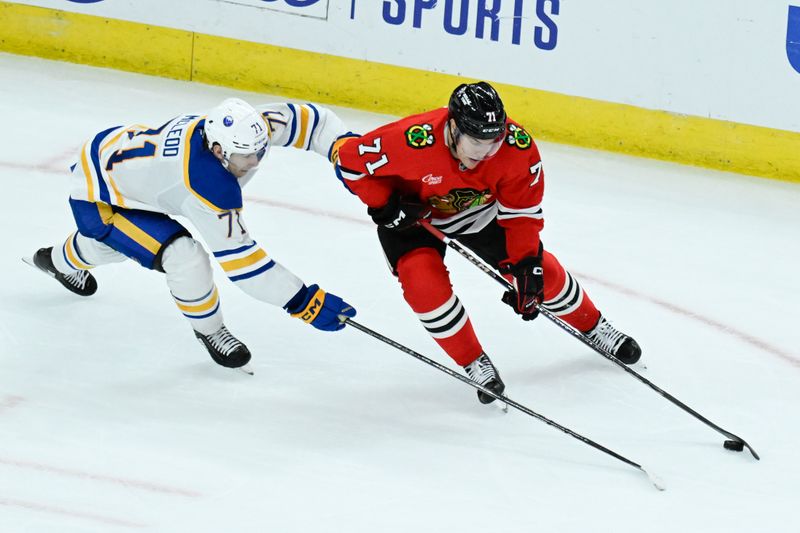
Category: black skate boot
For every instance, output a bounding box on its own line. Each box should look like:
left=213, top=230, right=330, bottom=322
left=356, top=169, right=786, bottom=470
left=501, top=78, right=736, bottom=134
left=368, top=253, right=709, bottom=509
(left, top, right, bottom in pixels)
left=195, top=325, right=252, bottom=369
left=585, top=315, right=641, bottom=364
left=464, top=353, right=505, bottom=404
left=30, top=247, right=97, bottom=297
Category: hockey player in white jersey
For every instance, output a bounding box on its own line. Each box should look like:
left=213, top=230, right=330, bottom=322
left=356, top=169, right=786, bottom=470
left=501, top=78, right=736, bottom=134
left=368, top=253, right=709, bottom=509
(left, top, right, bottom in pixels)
left=26, top=97, right=357, bottom=371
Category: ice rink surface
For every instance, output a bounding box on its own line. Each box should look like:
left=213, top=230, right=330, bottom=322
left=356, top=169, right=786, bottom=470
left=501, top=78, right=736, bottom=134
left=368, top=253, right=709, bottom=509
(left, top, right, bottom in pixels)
left=1, top=53, right=798, bottom=532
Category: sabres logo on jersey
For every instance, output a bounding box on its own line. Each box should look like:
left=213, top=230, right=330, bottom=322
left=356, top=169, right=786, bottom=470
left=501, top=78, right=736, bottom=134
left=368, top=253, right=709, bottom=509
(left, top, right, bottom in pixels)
left=429, top=188, right=493, bottom=214
left=405, top=124, right=435, bottom=149
left=506, top=124, right=531, bottom=150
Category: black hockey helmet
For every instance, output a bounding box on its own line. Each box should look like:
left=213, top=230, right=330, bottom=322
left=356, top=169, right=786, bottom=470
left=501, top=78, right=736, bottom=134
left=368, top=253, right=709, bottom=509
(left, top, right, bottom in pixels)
left=448, top=82, right=507, bottom=140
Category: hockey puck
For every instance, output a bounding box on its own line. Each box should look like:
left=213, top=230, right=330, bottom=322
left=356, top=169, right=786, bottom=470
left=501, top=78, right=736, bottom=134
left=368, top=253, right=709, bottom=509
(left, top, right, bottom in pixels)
left=723, top=439, right=744, bottom=452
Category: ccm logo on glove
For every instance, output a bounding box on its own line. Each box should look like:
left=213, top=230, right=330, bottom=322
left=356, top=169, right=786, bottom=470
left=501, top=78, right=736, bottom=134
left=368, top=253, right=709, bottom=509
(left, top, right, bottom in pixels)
left=286, top=284, right=356, bottom=332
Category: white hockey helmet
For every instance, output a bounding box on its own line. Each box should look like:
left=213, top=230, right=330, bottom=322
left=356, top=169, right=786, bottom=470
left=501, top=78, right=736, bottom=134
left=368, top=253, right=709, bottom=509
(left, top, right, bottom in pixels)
left=204, top=97, right=270, bottom=171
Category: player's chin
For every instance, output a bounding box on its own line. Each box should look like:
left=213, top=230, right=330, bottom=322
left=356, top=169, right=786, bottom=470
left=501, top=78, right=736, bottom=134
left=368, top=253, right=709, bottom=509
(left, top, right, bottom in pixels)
left=462, top=158, right=482, bottom=169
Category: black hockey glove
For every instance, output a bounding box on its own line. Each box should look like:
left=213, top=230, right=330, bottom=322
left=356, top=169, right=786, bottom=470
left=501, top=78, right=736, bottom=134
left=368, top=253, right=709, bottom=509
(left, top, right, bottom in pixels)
left=367, top=192, right=431, bottom=231
left=500, top=256, right=544, bottom=321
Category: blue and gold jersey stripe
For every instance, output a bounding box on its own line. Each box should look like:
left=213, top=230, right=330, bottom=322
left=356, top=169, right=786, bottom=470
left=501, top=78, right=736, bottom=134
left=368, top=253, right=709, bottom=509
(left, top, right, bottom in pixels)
left=111, top=212, right=162, bottom=254
left=282, top=104, right=319, bottom=150
left=80, top=125, right=122, bottom=204
left=213, top=242, right=275, bottom=282
left=292, top=105, right=310, bottom=149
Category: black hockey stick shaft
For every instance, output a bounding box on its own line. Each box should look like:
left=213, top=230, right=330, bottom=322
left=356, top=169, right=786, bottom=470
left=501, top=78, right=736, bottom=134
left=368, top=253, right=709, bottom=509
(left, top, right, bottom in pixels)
left=342, top=317, right=665, bottom=490
left=419, top=220, right=760, bottom=460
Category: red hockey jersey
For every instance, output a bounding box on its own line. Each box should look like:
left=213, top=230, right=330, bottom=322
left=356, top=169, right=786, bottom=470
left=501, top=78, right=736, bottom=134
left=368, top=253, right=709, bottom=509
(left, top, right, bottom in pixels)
left=334, top=108, right=545, bottom=265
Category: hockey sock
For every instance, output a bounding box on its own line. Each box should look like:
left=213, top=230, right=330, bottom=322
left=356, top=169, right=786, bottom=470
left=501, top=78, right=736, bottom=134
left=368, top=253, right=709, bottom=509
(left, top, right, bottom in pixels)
left=51, top=231, right=126, bottom=275
left=162, top=237, right=223, bottom=335
left=541, top=251, right=600, bottom=332
left=396, top=248, right=483, bottom=366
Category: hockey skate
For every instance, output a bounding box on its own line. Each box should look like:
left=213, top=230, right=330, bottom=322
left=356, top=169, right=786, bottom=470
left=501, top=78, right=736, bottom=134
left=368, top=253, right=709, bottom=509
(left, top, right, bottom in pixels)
left=585, top=315, right=642, bottom=364
left=23, top=247, right=97, bottom=297
left=195, top=325, right=253, bottom=374
left=464, top=353, right=506, bottom=405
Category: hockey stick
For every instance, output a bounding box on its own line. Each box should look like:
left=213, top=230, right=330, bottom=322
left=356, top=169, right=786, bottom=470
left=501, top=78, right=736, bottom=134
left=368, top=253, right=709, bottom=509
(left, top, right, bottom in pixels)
left=341, top=316, right=665, bottom=491
left=419, top=220, right=760, bottom=460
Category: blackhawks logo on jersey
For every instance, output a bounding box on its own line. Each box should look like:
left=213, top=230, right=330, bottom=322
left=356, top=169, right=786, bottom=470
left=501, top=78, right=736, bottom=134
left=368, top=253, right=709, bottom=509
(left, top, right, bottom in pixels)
left=506, top=124, right=531, bottom=150
left=405, top=123, right=435, bottom=149
left=429, top=188, right=493, bottom=215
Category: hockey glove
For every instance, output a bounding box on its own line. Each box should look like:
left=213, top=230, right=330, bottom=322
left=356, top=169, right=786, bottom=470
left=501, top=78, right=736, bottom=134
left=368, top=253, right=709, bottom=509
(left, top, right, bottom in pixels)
left=285, top=284, right=356, bottom=332
left=500, top=256, right=544, bottom=321
left=367, top=192, right=431, bottom=231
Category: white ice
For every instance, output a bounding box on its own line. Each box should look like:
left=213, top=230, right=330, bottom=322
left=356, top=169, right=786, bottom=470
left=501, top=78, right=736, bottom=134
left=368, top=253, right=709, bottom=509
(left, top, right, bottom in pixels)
left=0, top=53, right=798, bottom=532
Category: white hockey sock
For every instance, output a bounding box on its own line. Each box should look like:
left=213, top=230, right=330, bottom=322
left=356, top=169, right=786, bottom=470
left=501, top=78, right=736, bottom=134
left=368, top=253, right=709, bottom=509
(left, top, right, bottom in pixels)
left=162, top=236, right=223, bottom=335
left=50, top=231, right=126, bottom=274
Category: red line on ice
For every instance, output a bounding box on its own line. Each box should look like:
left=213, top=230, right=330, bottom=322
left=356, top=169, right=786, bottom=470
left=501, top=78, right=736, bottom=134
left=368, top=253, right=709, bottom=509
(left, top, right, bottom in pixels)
left=0, top=458, right=202, bottom=497
left=0, top=497, right=146, bottom=528
left=575, top=273, right=800, bottom=368
left=0, top=395, right=25, bottom=414
left=0, top=147, right=75, bottom=174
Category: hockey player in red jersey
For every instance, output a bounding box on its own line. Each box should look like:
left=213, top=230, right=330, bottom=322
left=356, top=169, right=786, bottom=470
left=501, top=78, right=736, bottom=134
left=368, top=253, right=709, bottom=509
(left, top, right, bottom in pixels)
left=333, top=81, right=641, bottom=404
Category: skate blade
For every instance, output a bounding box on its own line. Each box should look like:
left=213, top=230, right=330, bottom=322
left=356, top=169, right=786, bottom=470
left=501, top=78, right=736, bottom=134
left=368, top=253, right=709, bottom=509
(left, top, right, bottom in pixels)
left=237, top=363, right=254, bottom=376
left=21, top=256, right=54, bottom=278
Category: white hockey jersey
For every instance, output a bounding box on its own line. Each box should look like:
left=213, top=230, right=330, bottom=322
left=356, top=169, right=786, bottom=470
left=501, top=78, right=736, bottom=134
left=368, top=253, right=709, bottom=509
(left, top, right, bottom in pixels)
left=69, top=102, right=349, bottom=308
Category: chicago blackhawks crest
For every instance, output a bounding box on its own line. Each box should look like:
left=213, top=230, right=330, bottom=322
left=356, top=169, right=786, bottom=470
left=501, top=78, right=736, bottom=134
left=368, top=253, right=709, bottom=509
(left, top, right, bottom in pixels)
left=405, top=123, right=435, bottom=149
left=429, top=188, right=493, bottom=215
left=506, top=124, right=531, bottom=150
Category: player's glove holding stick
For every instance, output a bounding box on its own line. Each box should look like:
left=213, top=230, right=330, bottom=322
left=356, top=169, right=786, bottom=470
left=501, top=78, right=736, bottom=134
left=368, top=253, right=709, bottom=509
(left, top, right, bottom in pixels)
left=286, top=284, right=356, bottom=331
left=500, top=256, right=544, bottom=321
left=368, top=191, right=432, bottom=230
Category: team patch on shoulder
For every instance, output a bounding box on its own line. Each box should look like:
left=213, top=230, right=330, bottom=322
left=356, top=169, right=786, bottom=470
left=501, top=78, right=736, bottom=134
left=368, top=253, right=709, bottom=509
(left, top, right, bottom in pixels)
left=405, top=123, right=435, bottom=149
left=506, top=124, right=532, bottom=150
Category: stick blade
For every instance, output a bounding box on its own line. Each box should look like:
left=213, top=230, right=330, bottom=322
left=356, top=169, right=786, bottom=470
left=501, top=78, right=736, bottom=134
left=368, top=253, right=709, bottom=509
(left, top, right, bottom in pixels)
left=641, top=467, right=666, bottom=491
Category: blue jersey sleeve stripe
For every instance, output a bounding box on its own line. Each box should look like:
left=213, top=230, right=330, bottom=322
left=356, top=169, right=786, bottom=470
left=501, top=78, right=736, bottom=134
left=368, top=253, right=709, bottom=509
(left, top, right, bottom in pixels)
left=306, top=104, right=320, bottom=151
left=229, top=260, right=276, bottom=281
left=213, top=242, right=257, bottom=258
left=284, top=104, right=298, bottom=147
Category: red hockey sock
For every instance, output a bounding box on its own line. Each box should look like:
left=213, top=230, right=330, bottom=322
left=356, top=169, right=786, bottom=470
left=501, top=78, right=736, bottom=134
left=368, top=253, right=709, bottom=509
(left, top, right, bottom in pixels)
left=396, top=248, right=483, bottom=366
left=542, top=251, right=601, bottom=333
